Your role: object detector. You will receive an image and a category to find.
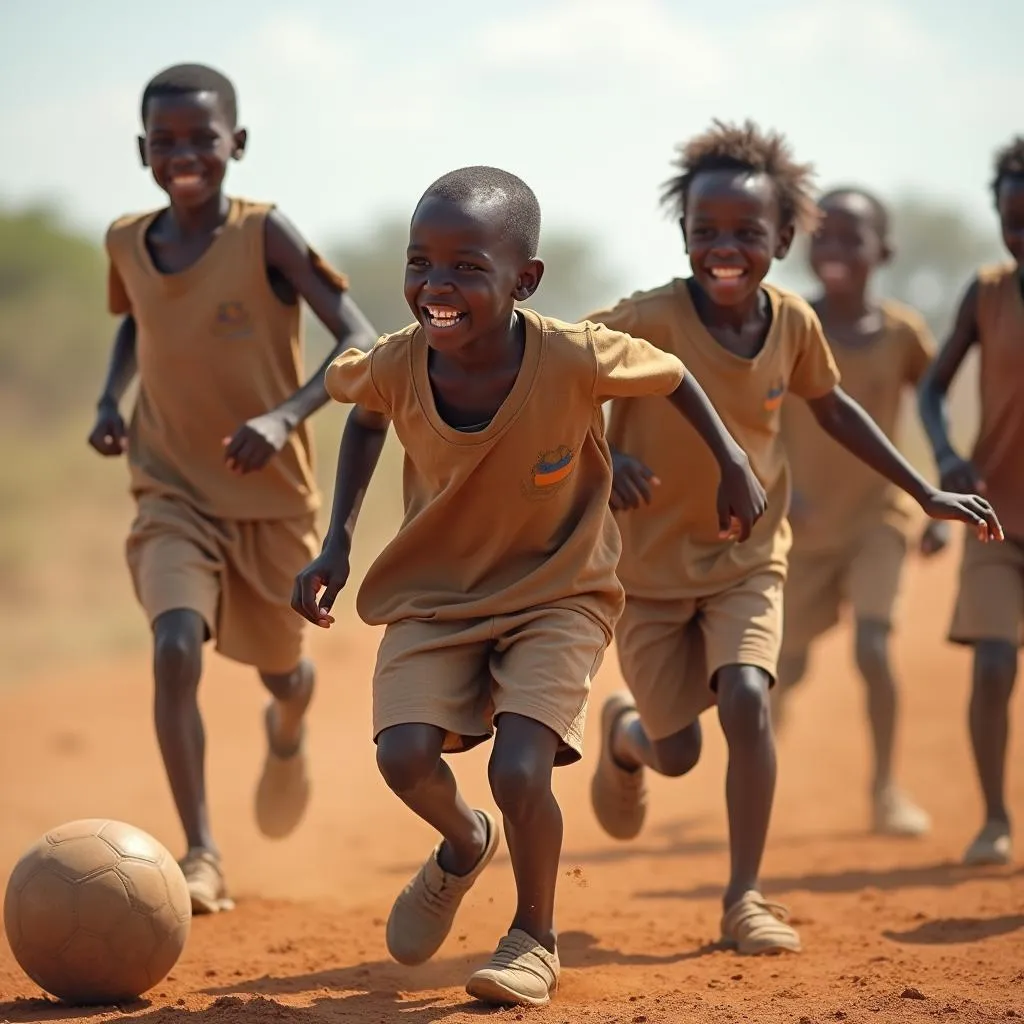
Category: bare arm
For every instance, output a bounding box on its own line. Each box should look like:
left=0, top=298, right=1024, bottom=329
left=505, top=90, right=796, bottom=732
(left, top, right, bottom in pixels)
left=917, top=279, right=984, bottom=492
left=87, top=316, right=137, bottom=456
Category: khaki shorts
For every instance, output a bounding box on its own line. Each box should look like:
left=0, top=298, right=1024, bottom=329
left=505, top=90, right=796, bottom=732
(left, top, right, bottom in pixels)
left=372, top=607, right=607, bottom=766
left=950, top=530, right=1024, bottom=647
left=782, top=522, right=908, bottom=654
left=126, top=495, right=319, bottom=674
left=615, top=571, right=784, bottom=742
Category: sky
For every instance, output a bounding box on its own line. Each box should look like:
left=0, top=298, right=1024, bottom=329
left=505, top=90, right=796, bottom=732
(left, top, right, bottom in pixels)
left=2, top=0, right=1020, bottom=295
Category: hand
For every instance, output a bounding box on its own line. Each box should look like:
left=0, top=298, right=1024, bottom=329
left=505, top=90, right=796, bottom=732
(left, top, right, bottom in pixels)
left=223, top=411, right=293, bottom=474
left=919, top=519, right=951, bottom=558
left=716, top=450, right=768, bottom=542
left=919, top=488, right=1003, bottom=543
left=291, top=538, right=351, bottom=628
left=937, top=452, right=985, bottom=496
left=609, top=450, right=659, bottom=511
left=88, top=399, right=127, bottom=457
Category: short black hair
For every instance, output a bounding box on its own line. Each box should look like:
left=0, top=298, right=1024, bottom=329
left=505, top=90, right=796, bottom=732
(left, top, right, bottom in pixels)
left=662, top=119, right=819, bottom=234
left=818, top=186, right=890, bottom=240
left=141, top=63, right=238, bottom=128
left=992, top=136, right=1024, bottom=201
left=419, top=166, right=541, bottom=259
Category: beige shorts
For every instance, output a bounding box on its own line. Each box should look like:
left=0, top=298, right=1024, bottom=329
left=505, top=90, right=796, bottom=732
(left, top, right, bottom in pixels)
left=782, top=522, right=908, bottom=654
left=950, top=530, right=1024, bottom=647
left=126, top=495, right=319, bottom=674
left=615, top=571, right=784, bottom=741
left=372, top=606, right=607, bottom=766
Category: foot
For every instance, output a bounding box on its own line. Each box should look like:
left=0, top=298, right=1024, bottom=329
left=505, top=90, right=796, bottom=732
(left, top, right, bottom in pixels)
left=465, top=929, right=560, bottom=1007
left=179, top=849, right=234, bottom=914
left=872, top=786, right=931, bottom=838
left=255, top=672, right=314, bottom=840
left=720, top=891, right=801, bottom=955
left=964, top=821, right=1013, bottom=866
left=590, top=692, right=647, bottom=840
left=386, top=810, right=499, bottom=966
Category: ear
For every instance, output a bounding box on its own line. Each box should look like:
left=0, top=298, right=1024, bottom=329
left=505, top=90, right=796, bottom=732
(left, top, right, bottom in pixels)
left=137, top=136, right=148, bottom=168
left=775, top=222, right=796, bottom=259
left=879, top=239, right=895, bottom=266
left=513, top=258, right=544, bottom=301
left=232, top=127, right=248, bottom=161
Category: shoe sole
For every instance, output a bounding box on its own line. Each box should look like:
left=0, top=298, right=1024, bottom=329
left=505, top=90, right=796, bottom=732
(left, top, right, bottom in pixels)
left=465, top=973, right=554, bottom=1007
left=190, top=891, right=236, bottom=914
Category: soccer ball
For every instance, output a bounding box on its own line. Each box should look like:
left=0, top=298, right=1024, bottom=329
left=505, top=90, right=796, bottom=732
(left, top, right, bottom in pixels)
left=3, top=819, right=191, bottom=1005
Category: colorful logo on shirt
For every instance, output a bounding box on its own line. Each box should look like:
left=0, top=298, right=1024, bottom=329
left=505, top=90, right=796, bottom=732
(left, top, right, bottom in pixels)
left=763, top=378, right=786, bottom=412
left=214, top=300, right=253, bottom=339
left=522, top=446, right=576, bottom=499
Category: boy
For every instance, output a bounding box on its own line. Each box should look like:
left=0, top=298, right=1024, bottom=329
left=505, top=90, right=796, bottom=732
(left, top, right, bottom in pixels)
left=919, top=135, right=1024, bottom=866
left=87, top=63, right=377, bottom=913
left=292, top=165, right=767, bottom=1006
left=774, top=187, right=947, bottom=838
left=586, top=120, right=1002, bottom=956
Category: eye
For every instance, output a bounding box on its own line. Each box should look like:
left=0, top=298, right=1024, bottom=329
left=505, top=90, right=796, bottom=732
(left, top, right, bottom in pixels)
left=455, top=261, right=483, bottom=272
left=406, top=256, right=428, bottom=269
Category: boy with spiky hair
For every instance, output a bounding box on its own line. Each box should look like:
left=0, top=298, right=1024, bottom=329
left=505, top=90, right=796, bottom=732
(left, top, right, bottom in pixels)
left=587, top=120, right=1001, bottom=956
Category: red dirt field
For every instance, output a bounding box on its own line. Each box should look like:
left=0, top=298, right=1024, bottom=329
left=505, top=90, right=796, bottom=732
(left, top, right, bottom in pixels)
left=1, top=548, right=1022, bottom=1024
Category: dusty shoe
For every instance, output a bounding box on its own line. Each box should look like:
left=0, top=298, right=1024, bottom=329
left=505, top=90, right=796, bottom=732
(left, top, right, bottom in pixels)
left=386, top=810, right=499, bottom=966
left=721, top=891, right=801, bottom=955
left=590, top=692, right=647, bottom=840
left=964, top=822, right=1013, bottom=866
left=255, top=700, right=311, bottom=840
left=873, top=786, right=931, bottom=838
left=179, top=849, right=234, bottom=914
left=465, top=929, right=560, bottom=1007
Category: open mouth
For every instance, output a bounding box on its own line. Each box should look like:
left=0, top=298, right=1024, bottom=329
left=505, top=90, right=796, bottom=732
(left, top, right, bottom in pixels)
left=817, top=261, right=851, bottom=284
left=707, top=266, right=747, bottom=282
left=423, top=305, right=467, bottom=329
left=169, top=173, right=205, bottom=193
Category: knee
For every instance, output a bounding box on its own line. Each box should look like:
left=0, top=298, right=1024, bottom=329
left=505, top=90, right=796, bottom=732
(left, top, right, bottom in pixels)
left=650, top=726, right=702, bottom=777
left=259, top=658, right=312, bottom=700
left=488, top=751, right=551, bottom=822
left=854, top=621, right=891, bottom=685
left=973, top=642, right=1018, bottom=704
left=375, top=727, right=441, bottom=795
left=716, top=666, right=771, bottom=745
left=152, top=611, right=203, bottom=694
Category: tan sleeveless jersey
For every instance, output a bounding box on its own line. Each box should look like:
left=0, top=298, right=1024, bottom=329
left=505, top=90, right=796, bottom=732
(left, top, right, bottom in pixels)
left=972, top=264, right=1024, bottom=540
left=105, top=197, right=326, bottom=520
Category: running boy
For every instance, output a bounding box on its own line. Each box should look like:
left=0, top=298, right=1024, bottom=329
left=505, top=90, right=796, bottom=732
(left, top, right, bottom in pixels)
left=774, top=187, right=945, bottom=838
left=87, top=64, right=377, bottom=913
left=292, top=165, right=767, bottom=1006
left=918, top=135, right=1024, bottom=866
left=587, top=120, right=1002, bottom=956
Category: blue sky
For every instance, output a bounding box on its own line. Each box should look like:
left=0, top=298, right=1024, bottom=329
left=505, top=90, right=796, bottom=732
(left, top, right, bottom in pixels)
left=2, top=0, right=1020, bottom=293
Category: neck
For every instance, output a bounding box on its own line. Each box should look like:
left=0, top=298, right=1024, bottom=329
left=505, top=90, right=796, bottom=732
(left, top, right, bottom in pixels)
left=688, top=279, right=764, bottom=331
left=168, top=192, right=230, bottom=237
left=816, top=289, right=874, bottom=325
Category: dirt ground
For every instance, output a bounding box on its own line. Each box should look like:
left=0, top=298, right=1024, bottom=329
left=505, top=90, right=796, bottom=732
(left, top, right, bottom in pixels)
left=1, top=545, right=1022, bottom=1024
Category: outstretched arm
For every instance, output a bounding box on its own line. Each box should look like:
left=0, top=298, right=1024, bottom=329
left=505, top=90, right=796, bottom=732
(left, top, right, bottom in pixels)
left=806, top=384, right=1000, bottom=539
left=225, top=210, right=379, bottom=473
left=291, top=406, right=389, bottom=627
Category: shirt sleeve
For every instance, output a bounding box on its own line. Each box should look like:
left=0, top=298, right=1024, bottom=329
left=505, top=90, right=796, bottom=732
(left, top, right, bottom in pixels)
left=903, top=316, right=936, bottom=385
left=587, top=318, right=685, bottom=403
left=788, top=308, right=841, bottom=400
left=325, top=344, right=390, bottom=413
left=104, top=228, right=132, bottom=316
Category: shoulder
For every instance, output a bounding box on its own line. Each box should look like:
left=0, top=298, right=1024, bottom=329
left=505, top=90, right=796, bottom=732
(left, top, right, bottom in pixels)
left=369, top=322, right=419, bottom=370
left=976, top=262, right=1016, bottom=289
left=105, top=210, right=156, bottom=251
left=880, top=299, right=931, bottom=342
left=613, top=280, right=683, bottom=322
left=765, top=283, right=822, bottom=341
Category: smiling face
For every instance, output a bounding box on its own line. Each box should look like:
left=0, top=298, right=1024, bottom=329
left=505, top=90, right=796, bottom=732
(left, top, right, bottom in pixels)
left=997, top=177, right=1024, bottom=267
left=404, top=194, right=543, bottom=354
left=809, top=192, right=889, bottom=300
left=140, top=91, right=245, bottom=210
left=682, top=169, right=794, bottom=308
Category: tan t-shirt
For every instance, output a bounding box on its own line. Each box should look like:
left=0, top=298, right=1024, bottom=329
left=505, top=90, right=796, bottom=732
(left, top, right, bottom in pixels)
left=782, top=301, right=934, bottom=553
left=325, top=308, right=686, bottom=635
left=589, top=279, right=840, bottom=599
left=972, top=264, right=1024, bottom=540
left=106, top=197, right=341, bottom=519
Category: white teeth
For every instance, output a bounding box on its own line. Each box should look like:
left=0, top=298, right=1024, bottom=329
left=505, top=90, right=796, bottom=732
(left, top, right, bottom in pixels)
left=710, top=267, right=744, bottom=279
left=425, top=306, right=461, bottom=319
left=172, top=175, right=201, bottom=185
